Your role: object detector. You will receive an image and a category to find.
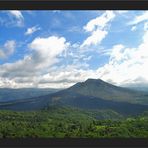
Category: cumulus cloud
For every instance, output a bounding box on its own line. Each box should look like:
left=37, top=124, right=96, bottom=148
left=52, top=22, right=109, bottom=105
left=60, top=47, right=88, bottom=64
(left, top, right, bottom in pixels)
left=29, top=36, right=69, bottom=69
left=1, top=26, right=148, bottom=88
left=25, top=26, right=41, bottom=35
left=0, top=11, right=148, bottom=89
left=93, top=11, right=148, bottom=86
left=0, top=63, right=97, bottom=89
left=81, top=11, right=115, bottom=48
left=0, top=40, right=16, bottom=59
left=0, top=36, right=70, bottom=88
left=96, top=29, right=148, bottom=86
left=8, top=10, right=24, bottom=27
left=36, top=65, right=99, bottom=88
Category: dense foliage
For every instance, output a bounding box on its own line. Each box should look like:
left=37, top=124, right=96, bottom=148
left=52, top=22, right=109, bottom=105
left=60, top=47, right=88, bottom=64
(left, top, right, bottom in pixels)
left=0, top=107, right=148, bottom=138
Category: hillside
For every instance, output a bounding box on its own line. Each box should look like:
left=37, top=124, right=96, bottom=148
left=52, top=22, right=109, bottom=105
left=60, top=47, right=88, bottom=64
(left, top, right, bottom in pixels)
left=67, top=79, right=148, bottom=105
left=0, top=79, right=148, bottom=116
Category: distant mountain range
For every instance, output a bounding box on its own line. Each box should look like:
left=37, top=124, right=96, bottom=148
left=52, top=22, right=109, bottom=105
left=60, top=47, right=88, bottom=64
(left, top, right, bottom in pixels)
left=0, top=78, right=148, bottom=116
left=125, top=86, right=148, bottom=93
left=121, top=82, right=148, bottom=92
left=0, top=88, right=60, bottom=102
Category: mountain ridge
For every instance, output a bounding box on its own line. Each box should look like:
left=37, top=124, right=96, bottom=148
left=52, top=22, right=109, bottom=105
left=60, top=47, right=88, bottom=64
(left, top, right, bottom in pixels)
left=0, top=88, right=60, bottom=102
left=0, top=78, right=148, bottom=116
left=67, top=78, right=148, bottom=105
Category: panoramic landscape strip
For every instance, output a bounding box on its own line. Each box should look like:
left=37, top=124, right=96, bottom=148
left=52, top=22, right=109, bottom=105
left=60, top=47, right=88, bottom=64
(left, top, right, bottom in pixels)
left=0, top=10, right=148, bottom=138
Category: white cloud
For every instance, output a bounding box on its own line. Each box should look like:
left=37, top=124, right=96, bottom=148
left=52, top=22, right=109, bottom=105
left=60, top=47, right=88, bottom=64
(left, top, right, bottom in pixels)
left=25, top=26, right=41, bottom=35
left=84, top=11, right=115, bottom=32
left=1, top=11, right=148, bottom=89
left=81, top=30, right=107, bottom=47
left=9, top=10, right=24, bottom=27
left=0, top=66, right=96, bottom=89
left=0, top=36, right=70, bottom=88
left=144, top=22, right=148, bottom=31
left=52, top=10, right=61, bottom=13
left=96, top=29, right=148, bottom=86
left=81, top=11, right=115, bottom=49
left=4, top=40, right=16, bottom=56
left=29, top=36, right=69, bottom=69
left=116, top=11, right=128, bottom=14
left=128, top=11, right=148, bottom=25
left=36, top=65, right=99, bottom=88
left=0, top=40, right=16, bottom=59
left=0, top=63, right=97, bottom=89
left=9, top=11, right=23, bottom=20
left=90, top=11, right=148, bottom=86
left=1, top=27, right=148, bottom=88
left=131, top=26, right=137, bottom=31
left=0, top=50, right=5, bottom=59
left=109, top=44, right=125, bottom=62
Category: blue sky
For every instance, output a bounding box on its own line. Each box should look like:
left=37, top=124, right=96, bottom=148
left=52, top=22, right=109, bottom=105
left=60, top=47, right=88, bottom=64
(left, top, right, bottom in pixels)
left=0, top=10, right=148, bottom=88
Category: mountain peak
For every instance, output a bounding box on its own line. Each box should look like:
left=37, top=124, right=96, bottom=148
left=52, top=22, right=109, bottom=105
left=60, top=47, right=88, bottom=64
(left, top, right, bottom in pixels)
left=66, top=78, right=147, bottom=106
left=68, top=78, right=110, bottom=91
left=84, top=78, right=109, bottom=86
left=85, top=78, right=105, bottom=83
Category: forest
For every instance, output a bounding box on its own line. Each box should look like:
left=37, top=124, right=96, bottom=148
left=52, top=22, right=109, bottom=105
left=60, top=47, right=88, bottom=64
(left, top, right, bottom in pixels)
left=0, top=106, right=148, bottom=138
